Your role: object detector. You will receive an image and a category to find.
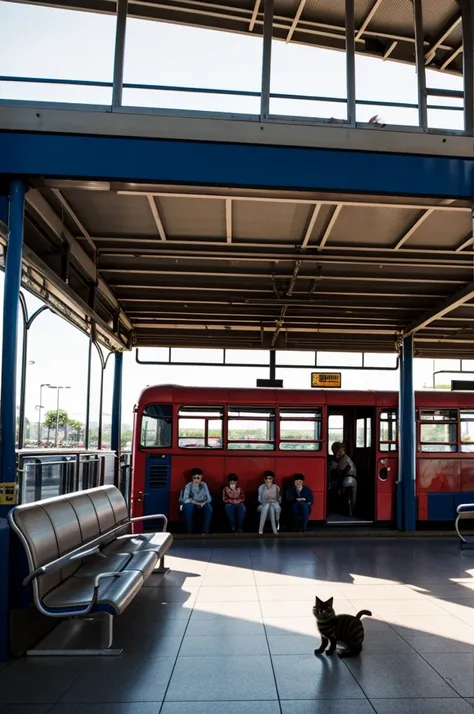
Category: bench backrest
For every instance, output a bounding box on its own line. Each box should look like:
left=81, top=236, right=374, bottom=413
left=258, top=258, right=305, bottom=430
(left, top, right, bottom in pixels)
left=8, top=486, right=129, bottom=598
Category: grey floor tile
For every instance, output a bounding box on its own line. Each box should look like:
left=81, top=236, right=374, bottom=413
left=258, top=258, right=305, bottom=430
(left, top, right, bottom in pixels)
left=0, top=657, right=91, bottom=704
left=0, top=663, right=9, bottom=673
left=272, top=654, right=365, bottom=700
left=60, top=655, right=175, bottom=703
left=161, top=702, right=280, bottom=714
left=50, top=705, right=161, bottom=714
left=404, top=635, right=474, bottom=654
left=190, top=601, right=262, bottom=621
left=370, top=699, right=474, bottom=714
left=165, top=655, right=277, bottom=701
left=113, top=634, right=183, bottom=657
left=115, top=615, right=189, bottom=639
left=280, top=702, right=375, bottom=714
left=346, top=653, right=459, bottom=698
left=423, top=654, right=474, bottom=697
left=267, top=634, right=316, bottom=655
left=179, top=634, right=269, bottom=656
left=185, top=618, right=264, bottom=637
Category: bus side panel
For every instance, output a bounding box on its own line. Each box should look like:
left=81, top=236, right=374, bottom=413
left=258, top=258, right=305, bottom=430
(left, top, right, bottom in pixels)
left=417, top=459, right=460, bottom=493
left=170, top=455, right=227, bottom=522
left=375, top=454, right=397, bottom=521
left=461, top=460, right=474, bottom=490
left=275, top=456, right=326, bottom=521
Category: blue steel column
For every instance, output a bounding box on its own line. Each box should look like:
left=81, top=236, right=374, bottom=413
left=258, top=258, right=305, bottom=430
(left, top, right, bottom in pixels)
left=396, top=348, right=404, bottom=530
left=1, top=180, right=25, bottom=491
left=400, top=335, right=416, bottom=531
left=111, top=351, right=123, bottom=488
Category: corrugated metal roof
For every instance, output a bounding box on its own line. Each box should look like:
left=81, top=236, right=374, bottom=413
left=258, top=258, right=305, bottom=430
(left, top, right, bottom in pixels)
left=18, top=178, right=474, bottom=358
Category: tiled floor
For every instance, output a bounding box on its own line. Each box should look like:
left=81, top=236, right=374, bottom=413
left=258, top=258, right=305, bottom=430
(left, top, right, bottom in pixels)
left=2, top=537, right=474, bottom=713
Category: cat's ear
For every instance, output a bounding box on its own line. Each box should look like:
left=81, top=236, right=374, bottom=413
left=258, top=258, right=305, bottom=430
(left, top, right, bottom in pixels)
left=315, top=596, right=322, bottom=605
left=327, top=597, right=334, bottom=607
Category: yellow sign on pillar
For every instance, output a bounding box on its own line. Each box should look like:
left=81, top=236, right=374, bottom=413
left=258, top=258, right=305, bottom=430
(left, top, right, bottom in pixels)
left=311, top=373, right=342, bottom=388
left=0, top=482, right=18, bottom=506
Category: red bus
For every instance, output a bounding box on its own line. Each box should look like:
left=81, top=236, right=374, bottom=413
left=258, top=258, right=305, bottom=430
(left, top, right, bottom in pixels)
left=131, top=385, right=474, bottom=530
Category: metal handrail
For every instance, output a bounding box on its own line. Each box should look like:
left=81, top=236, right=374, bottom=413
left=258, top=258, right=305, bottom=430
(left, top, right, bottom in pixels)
left=0, top=76, right=464, bottom=113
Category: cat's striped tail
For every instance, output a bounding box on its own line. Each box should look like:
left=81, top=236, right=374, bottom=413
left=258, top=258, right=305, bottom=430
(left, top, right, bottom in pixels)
left=356, top=610, right=372, bottom=619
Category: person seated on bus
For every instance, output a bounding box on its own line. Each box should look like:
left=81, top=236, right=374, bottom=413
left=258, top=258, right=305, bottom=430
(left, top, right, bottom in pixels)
left=331, top=442, right=357, bottom=513
left=285, top=473, right=313, bottom=533
left=181, top=467, right=212, bottom=534
left=222, top=473, right=246, bottom=533
left=257, top=470, right=281, bottom=535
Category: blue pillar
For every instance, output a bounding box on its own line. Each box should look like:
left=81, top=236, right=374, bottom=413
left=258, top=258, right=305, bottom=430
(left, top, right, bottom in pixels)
left=396, top=352, right=404, bottom=531
left=0, top=180, right=25, bottom=502
left=111, top=351, right=123, bottom=488
left=400, top=335, right=416, bottom=531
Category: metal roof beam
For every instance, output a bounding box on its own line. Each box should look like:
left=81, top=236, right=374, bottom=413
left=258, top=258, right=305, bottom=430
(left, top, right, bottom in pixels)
left=249, top=0, right=261, bottom=31
left=355, top=0, right=385, bottom=41
left=146, top=194, right=167, bottom=241
left=25, top=189, right=133, bottom=332
left=441, top=45, right=463, bottom=71
left=300, top=203, right=322, bottom=249
left=225, top=198, right=232, bottom=243
left=425, top=14, right=462, bottom=64
left=318, top=205, right=342, bottom=249
left=286, top=0, right=307, bottom=43
left=394, top=208, right=434, bottom=249
left=50, top=188, right=96, bottom=254
left=404, top=281, right=474, bottom=336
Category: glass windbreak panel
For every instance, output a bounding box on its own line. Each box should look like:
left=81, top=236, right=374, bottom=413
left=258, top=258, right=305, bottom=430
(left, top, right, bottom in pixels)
left=178, top=406, right=223, bottom=448
left=356, top=418, right=365, bottom=448
left=420, top=423, right=457, bottom=452
left=420, top=409, right=458, bottom=421
left=328, top=414, right=344, bottom=452
left=228, top=406, right=275, bottom=450
left=461, top=410, right=474, bottom=452
left=140, top=404, right=172, bottom=448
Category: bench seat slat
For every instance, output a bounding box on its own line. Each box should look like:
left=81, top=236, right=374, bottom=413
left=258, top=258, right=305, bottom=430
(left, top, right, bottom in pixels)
left=42, top=569, right=144, bottom=614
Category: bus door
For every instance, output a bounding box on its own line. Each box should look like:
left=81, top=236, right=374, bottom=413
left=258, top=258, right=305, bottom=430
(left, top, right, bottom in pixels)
left=353, top=407, right=376, bottom=522
left=376, top=407, right=398, bottom=522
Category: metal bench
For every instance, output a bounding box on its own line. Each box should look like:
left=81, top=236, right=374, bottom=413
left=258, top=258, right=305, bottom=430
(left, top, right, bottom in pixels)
left=8, top=485, right=173, bottom=656
left=455, top=503, right=474, bottom=548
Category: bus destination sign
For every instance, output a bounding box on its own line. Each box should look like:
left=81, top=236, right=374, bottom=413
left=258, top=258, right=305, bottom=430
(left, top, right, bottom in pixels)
left=311, top=373, right=342, bottom=388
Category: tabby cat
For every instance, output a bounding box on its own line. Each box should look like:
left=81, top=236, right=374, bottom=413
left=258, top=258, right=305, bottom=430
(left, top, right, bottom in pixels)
left=312, top=596, right=372, bottom=658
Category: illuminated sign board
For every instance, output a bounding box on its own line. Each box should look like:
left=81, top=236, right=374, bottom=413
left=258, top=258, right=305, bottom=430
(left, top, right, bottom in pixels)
left=311, top=373, right=342, bottom=388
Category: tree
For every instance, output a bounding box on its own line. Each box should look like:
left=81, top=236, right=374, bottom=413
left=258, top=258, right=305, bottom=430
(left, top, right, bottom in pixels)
left=43, top=410, right=69, bottom=443
left=68, top=419, right=83, bottom=443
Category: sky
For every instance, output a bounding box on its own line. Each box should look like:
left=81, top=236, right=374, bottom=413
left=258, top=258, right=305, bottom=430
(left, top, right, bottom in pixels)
left=0, top=1, right=470, bottom=428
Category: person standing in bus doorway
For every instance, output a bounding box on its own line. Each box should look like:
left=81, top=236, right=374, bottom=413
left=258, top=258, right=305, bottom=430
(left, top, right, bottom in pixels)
left=332, top=442, right=357, bottom=514
left=257, top=470, right=281, bottom=535
left=222, top=473, right=246, bottom=533
left=285, top=473, right=313, bottom=533
left=181, top=468, right=213, bottom=534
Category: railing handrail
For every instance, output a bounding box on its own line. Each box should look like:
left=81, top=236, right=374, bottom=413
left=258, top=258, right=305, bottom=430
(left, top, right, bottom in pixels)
left=0, top=75, right=464, bottom=113
left=17, top=448, right=115, bottom=456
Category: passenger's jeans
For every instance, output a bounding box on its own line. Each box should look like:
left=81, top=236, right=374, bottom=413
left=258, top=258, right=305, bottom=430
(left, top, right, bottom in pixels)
left=183, top=502, right=212, bottom=534
left=225, top=503, right=246, bottom=531
left=258, top=502, right=281, bottom=533
left=342, top=476, right=357, bottom=511
left=291, top=500, right=310, bottom=530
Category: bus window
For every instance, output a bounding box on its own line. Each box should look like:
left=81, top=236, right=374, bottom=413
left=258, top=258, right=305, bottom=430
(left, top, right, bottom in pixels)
left=419, top=409, right=457, bottom=452
left=279, top=408, right=322, bottom=451
left=228, top=406, right=275, bottom=450
left=461, top=410, right=474, bottom=452
left=380, top=410, right=397, bottom=452
left=140, top=404, right=172, bottom=448
left=178, top=406, right=223, bottom=449
left=328, top=414, right=344, bottom=453
left=356, top=417, right=372, bottom=449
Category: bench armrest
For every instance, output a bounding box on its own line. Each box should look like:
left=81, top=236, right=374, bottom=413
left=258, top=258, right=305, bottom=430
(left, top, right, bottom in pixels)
left=457, top=503, right=474, bottom=514
left=39, top=571, right=124, bottom=617
left=23, top=541, right=113, bottom=587
left=129, top=513, right=168, bottom=531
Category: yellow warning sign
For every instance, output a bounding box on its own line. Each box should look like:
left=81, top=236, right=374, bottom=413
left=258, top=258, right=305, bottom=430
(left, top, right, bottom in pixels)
left=311, top=373, right=342, bottom=388
left=0, top=482, right=17, bottom=506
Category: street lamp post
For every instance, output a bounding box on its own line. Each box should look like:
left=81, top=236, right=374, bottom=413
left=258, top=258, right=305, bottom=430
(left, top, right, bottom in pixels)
left=49, top=385, right=71, bottom=447
left=37, top=383, right=50, bottom=446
